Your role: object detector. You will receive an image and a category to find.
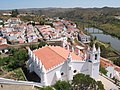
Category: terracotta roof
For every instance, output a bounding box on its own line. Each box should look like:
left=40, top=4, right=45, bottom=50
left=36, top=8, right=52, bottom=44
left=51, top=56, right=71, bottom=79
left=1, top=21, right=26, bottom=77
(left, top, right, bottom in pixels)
left=100, top=58, right=113, bottom=67
left=0, top=44, right=9, bottom=50
left=33, top=46, right=82, bottom=70
left=100, top=57, right=120, bottom=72
left=0, top=37, right=5, bottom=40
left=114, top=65, right=120, bottom=72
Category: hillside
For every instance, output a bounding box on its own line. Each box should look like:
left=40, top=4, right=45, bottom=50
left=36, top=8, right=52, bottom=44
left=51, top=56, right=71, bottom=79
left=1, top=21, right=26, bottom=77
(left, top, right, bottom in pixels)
left=1, top=7, right=120, bottom=38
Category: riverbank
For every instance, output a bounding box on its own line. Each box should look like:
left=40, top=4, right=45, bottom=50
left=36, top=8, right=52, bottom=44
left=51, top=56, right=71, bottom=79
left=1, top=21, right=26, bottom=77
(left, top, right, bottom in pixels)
left=76, top=20, right=120, bottom=40
left=83, top=27, right=120, bottom=61
left=92, top=24, right=120, bottom=40
left=91, top=39, right=120, bottom=60
left=85, top=27, right=120, bottom=51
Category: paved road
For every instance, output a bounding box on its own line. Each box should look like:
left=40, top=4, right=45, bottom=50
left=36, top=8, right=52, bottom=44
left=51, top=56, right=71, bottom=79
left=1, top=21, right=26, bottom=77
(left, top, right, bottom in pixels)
left=0, top=84, right=36, bottom=90
left=98, top=75, right=119, bottom=90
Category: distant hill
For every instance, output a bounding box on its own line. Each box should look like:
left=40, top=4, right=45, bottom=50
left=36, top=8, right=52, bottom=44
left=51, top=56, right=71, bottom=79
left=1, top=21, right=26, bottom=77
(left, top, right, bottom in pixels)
left=17, top=7, right=120, bottom=14
left=1, top=7, right=120, bottom=21
left=16, top=7, right=120, bottom=20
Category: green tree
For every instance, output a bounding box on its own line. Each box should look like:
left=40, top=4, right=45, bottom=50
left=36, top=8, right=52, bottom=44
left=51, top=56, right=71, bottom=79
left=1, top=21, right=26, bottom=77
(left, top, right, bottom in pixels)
left=40, top=20, right=45, bottom=25
left=99, top=67, right=108, bottom=75
left=9, top=47, right=16, bottom=54
left=113, top=57, right=120, bottom=66
left=97, top=81, right=105, bottom=90
left=29, top=44, right=38, bottom=50
left=72, top=73, right=105, bottom=90
left=2, top=48, right=28, bottom=71
left=38, top=86, right=54, bottom=90
left=94, top=36, right=97, bottom=40
left=100, top=45, right=107, bottom=58
left=38, top=41, right=47, bottom=48
left=11, top=9, right=19, bottom=17
left=54, top=80, right=71, bottom=90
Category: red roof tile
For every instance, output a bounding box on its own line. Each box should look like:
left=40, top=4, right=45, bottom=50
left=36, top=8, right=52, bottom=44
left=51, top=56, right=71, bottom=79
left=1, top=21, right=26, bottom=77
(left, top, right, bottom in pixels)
left=100, top=57, right=120, bottom=72
left=33, top=46, right=82, bottom=70
left=0, top=37, right=5, bottom=40
left=0, top=44, right=9, bottom=49
left=100, top=58, right=113, bottom=67
left=114, top=65, right=120, bottom=72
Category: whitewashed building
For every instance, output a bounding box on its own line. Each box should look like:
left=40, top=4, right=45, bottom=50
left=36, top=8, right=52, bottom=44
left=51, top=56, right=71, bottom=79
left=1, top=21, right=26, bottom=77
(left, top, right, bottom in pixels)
left=7, top=18, right=21, bottom=27
left=78, top=31, right=91, bottom=43
left=0, top=44, right=9, bottom=53
left=0, top=37, right=7, bottom=45
left=27, top=44, right=100, bottom=86
left=101, top=57, right=120, bottom=81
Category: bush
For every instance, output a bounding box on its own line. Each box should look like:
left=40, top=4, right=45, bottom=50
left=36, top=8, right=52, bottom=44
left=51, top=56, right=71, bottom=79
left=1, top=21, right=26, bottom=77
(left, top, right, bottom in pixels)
left=37, top=73, right=105, bottom=90
left=113, top=57, right=120, bottom=66
left=38, top=86, right=54, bottom=90
left=54, top=80, right=71, bottom=90
left=1, top=48, right=28, bottom=71
left=100, top=67, right=108, bottom=75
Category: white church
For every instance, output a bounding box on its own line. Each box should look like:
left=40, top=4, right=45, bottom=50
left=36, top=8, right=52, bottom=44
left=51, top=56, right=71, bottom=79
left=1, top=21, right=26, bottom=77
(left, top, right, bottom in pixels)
left=27, top=43, right=100, bottom=86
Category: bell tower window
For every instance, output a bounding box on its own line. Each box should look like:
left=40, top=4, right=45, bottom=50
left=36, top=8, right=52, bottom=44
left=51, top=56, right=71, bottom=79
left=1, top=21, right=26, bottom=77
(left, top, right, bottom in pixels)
left=95, top=54, right=97, bottom=60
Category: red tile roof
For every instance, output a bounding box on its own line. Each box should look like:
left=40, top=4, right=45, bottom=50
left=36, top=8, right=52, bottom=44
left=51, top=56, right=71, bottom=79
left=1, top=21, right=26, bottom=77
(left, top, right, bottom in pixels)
left=114, top=65, right=120, bottom=72
left=0, top=37, right=5, bottom=40
left=100, top=57, right=120, bottom=72
left=0, top=44, right=9, bottom=50
left=100, top=58, right=113, bottom=67
left=33, top=46, right=82, bottom=70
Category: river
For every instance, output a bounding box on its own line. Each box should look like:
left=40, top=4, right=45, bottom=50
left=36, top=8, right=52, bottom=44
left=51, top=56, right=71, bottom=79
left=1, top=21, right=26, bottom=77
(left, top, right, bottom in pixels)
left=85, top=28, right=120, bottom=51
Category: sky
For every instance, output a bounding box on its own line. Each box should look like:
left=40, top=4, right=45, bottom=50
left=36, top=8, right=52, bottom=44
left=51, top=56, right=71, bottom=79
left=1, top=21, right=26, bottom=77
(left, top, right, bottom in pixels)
left=0, top=0, right=120, bottom=10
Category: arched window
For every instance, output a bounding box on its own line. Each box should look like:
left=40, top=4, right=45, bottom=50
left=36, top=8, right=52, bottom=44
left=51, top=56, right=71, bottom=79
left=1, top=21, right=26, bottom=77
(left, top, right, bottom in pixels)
left=89, top=55, right=90, bottom=59
left=95, top=54, right=97, bottom=60
left=73, top=70, right=77, bottom=73
left=61, top=72, right=64, bottom=75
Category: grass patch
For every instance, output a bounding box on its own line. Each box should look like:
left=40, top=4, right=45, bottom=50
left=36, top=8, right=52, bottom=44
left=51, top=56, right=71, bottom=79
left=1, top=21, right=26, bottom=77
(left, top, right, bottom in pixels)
left=3, top=68, right=26, bottom=81
left=94, top=40, right=109, bottom=48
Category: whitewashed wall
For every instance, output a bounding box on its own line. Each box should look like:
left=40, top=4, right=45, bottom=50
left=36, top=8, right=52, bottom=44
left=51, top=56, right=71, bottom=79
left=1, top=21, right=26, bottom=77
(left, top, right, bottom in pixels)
left=46, top=62, right=67, bottom=85
left=106, top=66, right=114, bottom=78
left=91, top=62, right=100, bottom=80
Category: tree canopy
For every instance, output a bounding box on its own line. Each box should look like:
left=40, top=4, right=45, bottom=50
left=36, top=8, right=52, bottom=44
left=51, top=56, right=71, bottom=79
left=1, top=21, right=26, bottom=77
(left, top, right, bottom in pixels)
left=54, top=80, right=71, bottom=90
left=38, top=73, right=105, bottom=90
left=113, top=57, right=120, bottom=67
left=99, top=67, right=108, bottom=75
left=72, top=73, right=105, bottom=90
left=0, top=48, right=28, bottom=71
left=29, top=41, right=47, bottom=50
left=11, top=9, right=19, bottom=17
left=38, top=86, right=54, bottom=90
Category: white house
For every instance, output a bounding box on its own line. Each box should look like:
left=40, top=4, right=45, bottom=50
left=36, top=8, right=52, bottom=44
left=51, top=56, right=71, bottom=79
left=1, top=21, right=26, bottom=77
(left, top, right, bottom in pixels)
left=2, top=13, right=11, bottom=16
left=0, top=44, right=9, bottom=53
left=27, top=44, right=100, bottom=86
left=78, top=31, right=91, bottom=44
left=0, top=37, right=7, bottom=45
left=0, top=20, right=3, bottom=23
left=0, top=19, right=3, bottom=28
left=7, top=18, right=21, bottom=27
left=101, top=57, right=120, bottom=81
